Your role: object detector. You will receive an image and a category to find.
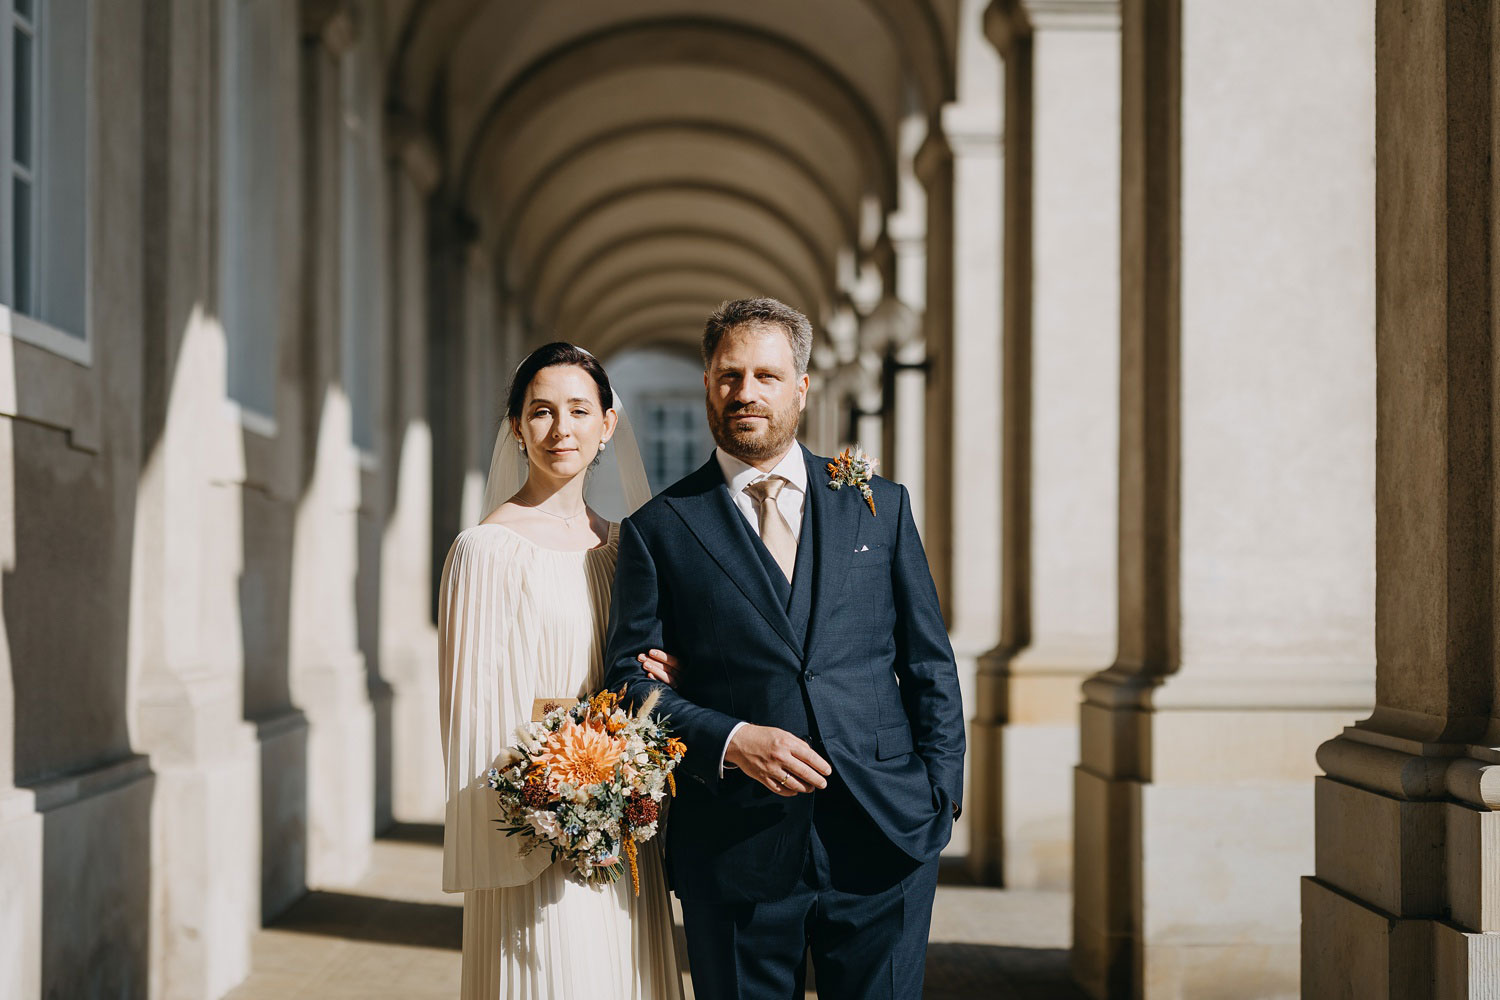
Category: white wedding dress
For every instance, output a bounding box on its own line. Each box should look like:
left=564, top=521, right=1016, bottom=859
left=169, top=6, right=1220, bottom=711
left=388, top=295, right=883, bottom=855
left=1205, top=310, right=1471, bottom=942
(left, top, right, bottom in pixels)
left=437, top=521, right=682, bottom=999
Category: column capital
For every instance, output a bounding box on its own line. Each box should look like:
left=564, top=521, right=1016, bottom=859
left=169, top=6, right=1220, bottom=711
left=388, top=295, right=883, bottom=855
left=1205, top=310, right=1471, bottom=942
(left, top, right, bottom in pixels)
left=914, top=108, right=1001, bottom=186
left=385, top=110, right=443, bottom=195
left=913, top=125, right=951, bottom=186
left=303, top=1, right=356, bottom=56
left=986, top=0, right=1120, bottom=52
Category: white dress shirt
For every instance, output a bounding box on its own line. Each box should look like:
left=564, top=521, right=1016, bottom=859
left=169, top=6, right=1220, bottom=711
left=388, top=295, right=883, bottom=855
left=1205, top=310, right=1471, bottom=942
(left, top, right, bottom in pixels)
left=715, top=444, right=807, bottom=544
left=713, top=443, right=807, bottom=776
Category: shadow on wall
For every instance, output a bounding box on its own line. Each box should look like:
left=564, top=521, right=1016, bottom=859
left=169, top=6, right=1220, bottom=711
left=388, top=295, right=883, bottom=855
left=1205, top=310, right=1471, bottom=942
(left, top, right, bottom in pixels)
left=4, top=349, right=153, bottom=996
left=238, top=420, right=308, bottom=922
left=359, top=470, right=394, bottom=837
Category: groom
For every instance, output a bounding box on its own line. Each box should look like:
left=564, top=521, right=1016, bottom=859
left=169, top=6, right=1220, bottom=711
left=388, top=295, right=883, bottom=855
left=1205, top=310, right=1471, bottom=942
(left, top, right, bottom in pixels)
left=603, top=298, right=965, bottom=999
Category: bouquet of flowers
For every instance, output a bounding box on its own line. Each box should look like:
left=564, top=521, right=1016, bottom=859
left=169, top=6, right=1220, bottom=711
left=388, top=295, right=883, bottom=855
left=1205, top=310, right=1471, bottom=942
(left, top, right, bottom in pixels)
left=486, top=687, right=684, bottom=894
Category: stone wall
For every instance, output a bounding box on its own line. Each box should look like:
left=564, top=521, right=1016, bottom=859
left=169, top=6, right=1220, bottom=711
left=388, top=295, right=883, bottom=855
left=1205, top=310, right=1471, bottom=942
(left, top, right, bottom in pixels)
left=0, top=1, right=457, bottom=995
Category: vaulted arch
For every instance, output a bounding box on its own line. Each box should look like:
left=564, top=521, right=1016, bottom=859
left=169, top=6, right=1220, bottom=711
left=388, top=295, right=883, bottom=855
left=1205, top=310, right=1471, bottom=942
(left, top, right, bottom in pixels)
left=542, top=232, right=820, bottom=332
left=455, top=19, right=897, bottom=207
left=532, top=212, right=828, bottom=329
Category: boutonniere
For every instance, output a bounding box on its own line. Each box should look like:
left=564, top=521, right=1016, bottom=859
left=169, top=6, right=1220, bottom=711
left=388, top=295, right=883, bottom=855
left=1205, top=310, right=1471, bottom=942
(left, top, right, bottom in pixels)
left=827, top=446, right=878, bottom=516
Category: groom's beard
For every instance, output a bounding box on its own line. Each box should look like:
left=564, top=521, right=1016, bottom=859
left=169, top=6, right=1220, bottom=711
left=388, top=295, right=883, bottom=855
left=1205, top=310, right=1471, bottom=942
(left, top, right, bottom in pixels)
left=707, top=395, right=801, bottom=463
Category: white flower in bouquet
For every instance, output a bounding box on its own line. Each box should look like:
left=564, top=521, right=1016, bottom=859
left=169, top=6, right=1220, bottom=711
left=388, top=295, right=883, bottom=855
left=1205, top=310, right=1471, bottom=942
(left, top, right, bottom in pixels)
left=528, top=810, right=560, bottom=840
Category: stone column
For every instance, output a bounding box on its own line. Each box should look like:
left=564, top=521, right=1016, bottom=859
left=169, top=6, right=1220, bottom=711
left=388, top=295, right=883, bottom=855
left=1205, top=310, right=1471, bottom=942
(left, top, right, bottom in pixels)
left=459, top=244, right=499, bottom=528
left=916, top=0, right=1004, bottom=858
left=804, top=363, right=839, bottom=456
left=131, top=1, right=262, bottom=996
left=1074, top=2, right=1375, bottom=997
left=1303, top=4, right=1500, bottom=997
left=863, top=291, right=924, bottom=522
left=876, top=109, right=930, bottom=531
left=287, top=13, right=374, bottom=887
left=0, top=383, right=42, bottom=1000
left=426, top=207, right=473, bottom=600
left=972, top=0, right=1120, bottom=890
left=380, top=124, right=444, bottom=825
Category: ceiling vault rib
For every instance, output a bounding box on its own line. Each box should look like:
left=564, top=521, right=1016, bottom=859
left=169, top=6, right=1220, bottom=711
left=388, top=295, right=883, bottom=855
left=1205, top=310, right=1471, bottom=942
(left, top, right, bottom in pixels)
left=521, top=181, right=836, bottom=309
left=558, top=263, right=803, bottom=334
left=536, top=225, right=827, bottom=329
left=488, top=118, right=858, bottom=253
left=455, top=17, right=897, bottom=209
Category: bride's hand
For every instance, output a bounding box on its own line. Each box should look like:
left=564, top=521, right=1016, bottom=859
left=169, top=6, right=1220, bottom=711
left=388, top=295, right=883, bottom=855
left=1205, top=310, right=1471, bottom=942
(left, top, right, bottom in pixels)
left=636, top=648, right=682, bottom=688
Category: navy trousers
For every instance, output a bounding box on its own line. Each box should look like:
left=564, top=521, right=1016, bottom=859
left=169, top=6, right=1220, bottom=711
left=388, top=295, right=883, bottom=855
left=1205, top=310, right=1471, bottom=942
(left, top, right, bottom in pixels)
left=679, top=776, right=941, bottom=1000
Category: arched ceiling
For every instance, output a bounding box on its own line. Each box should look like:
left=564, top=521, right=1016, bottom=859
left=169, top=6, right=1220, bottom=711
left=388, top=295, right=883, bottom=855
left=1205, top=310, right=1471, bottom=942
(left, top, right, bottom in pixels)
left=387, top=0, right=959, bottom=356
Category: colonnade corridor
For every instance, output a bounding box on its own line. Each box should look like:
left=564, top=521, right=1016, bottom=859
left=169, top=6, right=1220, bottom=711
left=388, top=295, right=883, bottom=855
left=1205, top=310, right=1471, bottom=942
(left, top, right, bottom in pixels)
left=222, top=825, right=1085, bottom=1000
left=4, top=1, right=1500, bottom=998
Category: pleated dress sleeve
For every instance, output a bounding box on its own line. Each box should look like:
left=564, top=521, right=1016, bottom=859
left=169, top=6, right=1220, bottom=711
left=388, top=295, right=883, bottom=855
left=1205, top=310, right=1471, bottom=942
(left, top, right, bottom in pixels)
left=437, top=527, right=551, bottom=892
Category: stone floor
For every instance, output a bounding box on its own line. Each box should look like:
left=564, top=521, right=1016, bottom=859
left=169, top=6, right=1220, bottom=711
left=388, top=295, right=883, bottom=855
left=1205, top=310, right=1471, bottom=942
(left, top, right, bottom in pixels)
left=225, top=824, right=1087, bottom=1000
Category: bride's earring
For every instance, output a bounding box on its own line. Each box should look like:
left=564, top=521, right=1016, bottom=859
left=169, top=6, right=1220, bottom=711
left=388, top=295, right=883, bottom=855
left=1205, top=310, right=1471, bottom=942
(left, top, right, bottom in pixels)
left=599, top=441, right=607, bottom=452
left=517, top=440, right=525, bottom=452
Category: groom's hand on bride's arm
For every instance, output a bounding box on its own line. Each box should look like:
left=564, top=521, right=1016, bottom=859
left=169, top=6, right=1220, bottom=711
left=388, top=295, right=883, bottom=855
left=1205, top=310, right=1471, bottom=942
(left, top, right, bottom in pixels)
left=724, top=725, right=832, bottom=797
left=636, top=648, right=681, bottom=687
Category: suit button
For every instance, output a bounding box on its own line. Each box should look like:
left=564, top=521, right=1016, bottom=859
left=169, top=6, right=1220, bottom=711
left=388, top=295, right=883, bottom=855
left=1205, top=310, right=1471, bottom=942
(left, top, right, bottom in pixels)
left=806, top=672, right=817, bottom=681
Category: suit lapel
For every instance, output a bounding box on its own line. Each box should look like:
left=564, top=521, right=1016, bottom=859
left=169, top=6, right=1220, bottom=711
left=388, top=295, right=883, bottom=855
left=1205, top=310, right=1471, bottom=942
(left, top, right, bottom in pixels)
left=664, top=456, right=803, bottom=657
left=802, top=445, right=863, bottom=661
left=786, top=496, right=815, bottom=641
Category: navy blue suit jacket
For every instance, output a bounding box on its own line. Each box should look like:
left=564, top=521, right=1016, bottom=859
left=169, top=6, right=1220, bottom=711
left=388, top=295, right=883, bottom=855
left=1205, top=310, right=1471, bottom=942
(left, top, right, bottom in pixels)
left=602, top=445, right=965, bottom=903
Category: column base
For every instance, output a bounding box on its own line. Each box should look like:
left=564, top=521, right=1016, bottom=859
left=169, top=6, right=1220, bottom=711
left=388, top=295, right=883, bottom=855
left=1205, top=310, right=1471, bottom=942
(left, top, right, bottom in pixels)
left=1072, top=763, right=1138, bottom=999
left=150, top=724, right=260, bottom=1000
left=301, top=665, right=375, bottom=887
left=1074, top=765, right=1306, bottom=999
left=0, top=787, right=43, bottom=1000
left=1074, top=699, right=1339, bottom=999
left=256, top=709, right=309, bottom=920
left=1301, top=875, right=1500, bottom=1000
left=946, top=641, right=987, bottom=861
left=973, top=646, right=1089, bottom=888
left=1305, top=745, right=1500, bottom=999
left=1301, top=877, right=1433, bottom=1000
left=370, top=677, right=395, bottom=832
left=1435, top=921, right=1500, bottom=999
left=28, top=756, right=154, bottom=999
left=386, top=644, right=443, bottom=824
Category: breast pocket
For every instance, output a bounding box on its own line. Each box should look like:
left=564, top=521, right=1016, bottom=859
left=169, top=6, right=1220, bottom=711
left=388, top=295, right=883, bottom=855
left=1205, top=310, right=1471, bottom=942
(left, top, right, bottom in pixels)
left=850, top=541, right=893, bottom=571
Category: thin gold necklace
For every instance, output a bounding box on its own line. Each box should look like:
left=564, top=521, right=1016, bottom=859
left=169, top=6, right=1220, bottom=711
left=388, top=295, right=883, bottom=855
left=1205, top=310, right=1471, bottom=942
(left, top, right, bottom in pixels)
left=524, top=499, right=586, bottom=528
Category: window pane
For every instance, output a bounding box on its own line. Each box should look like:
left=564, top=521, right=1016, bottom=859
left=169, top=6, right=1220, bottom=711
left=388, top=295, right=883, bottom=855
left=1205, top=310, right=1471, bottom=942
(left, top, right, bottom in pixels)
left=16, top=0, right=33, bottom=20
left=36, top=0, right=88, bottom=338
left=13, top=177, right=32, bottom=313
left=14, top=25, right=33, bottom=168
left=222, top=0, right=279, bottom=411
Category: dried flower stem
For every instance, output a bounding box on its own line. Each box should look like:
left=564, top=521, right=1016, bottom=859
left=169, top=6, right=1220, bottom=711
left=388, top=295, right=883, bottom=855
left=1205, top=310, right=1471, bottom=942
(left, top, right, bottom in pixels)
left=624, top=836, right=640, bottom=896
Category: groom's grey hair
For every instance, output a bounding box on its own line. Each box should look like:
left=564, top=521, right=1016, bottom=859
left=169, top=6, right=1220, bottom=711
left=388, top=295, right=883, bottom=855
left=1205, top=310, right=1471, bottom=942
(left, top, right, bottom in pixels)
left=701, top=298, right=813, bottom=375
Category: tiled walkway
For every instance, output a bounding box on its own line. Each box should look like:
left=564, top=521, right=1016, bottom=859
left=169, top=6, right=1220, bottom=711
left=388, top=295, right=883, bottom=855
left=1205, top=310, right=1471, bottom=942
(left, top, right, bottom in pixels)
left=226, top=825, right=1086, bottom=1000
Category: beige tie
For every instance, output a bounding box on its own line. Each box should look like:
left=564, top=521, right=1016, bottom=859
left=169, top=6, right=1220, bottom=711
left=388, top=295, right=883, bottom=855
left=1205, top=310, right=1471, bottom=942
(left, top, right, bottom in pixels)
left=744, top=476, right=796, bottom=582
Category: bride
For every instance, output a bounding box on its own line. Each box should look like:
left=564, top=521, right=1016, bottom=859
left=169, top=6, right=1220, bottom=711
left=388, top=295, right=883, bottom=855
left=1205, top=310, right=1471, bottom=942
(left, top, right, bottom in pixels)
left=437, top=342, right=683, bottom=998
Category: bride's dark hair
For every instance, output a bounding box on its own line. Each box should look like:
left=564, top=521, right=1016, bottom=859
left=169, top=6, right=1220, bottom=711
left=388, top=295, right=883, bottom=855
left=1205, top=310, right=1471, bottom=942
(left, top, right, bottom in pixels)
left=505, top=342, right=614, bottom=420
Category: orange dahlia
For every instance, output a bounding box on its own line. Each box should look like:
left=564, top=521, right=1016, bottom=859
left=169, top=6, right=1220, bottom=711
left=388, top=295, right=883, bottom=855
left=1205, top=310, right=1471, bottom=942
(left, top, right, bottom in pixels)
left=535, top=717, right=625, bottom=790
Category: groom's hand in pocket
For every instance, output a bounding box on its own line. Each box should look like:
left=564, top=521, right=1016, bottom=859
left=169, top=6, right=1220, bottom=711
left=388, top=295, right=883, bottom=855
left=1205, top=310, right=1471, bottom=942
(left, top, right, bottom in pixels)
left=725, top=725, right=832, bottom=796
left=636, top=648, right=682, bottom=688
